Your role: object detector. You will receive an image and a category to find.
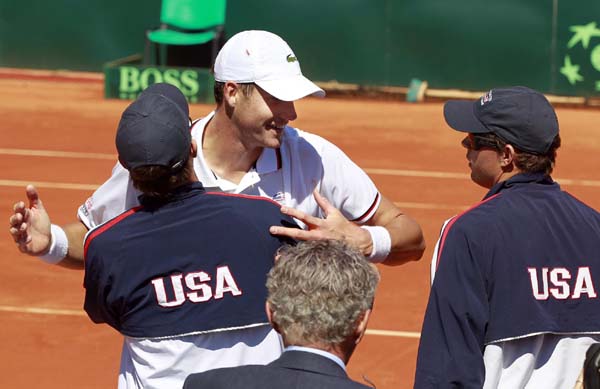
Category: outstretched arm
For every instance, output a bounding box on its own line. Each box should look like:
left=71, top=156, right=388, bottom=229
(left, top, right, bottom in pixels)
left=269, top=190, right=425, bottom=266
left=8, top=185, right=87, bottom=269
left=367, top=195, right=425, bottom=265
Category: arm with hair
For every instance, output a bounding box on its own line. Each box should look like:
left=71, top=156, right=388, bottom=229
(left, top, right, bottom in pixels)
left=269, top=133, right=424, bottom=265
left=270, top=191, right=424, bottom=265
left=365, top=195, right=425, bottom=265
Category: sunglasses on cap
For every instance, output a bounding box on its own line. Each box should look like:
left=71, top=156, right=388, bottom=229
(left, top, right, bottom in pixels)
left=461, top=133, right=503, bottom=151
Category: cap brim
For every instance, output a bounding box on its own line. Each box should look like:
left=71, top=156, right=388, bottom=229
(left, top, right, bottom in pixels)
left=443, top=100, right=489, bottom=134
left=256, top=75, right=325, bottom=102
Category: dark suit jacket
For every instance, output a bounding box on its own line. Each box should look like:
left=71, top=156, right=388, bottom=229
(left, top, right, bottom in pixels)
left=183, top=350, right=373, bottom=389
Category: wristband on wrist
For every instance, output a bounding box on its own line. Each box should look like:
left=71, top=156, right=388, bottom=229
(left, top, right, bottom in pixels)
left=361, top=225, right=391, bottom=263
left=39, top=224, right=68, bottom=264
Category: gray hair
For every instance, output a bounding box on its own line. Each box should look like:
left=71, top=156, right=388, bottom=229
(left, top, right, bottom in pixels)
left=266, top=240, right=380, bottom=346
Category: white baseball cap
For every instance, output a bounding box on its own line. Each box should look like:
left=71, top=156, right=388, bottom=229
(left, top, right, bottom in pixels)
left=213, top=30, right=325, bottom=102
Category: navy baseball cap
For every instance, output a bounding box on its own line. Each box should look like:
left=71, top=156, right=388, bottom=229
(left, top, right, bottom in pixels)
left=116, top=83, right=191, bottom=171
left=444, top=86, right=559, bottom=154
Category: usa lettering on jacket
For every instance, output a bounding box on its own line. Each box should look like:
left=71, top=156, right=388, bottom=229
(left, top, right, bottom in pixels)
left=528, top=266, right=597, bottom=300
left=151, top=266, right=242, bottom=307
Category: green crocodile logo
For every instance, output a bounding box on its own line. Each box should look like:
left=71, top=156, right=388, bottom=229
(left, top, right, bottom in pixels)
left=286, top=54, right=297, bottom=63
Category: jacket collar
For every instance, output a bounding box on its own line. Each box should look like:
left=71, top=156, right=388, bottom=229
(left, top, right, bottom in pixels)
left=269, top=350, right=348, bottom=379
left=484, top=173, right=556, bottom=199
left=138, top=182, right=205, bottom=207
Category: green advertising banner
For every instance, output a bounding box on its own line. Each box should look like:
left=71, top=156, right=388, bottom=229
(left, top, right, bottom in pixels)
left=3, top=0, right=600, bottom=97
left=103, top=55, right=215, bottom=103
left=226, top=0, right=600, bottom=97
left=556, top=1, right=600, bottom=95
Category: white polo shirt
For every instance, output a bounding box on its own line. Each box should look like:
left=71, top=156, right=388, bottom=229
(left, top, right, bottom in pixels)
left=78, top=111, right=380, bottom=229
left=78, top=112, right=380, bottom=389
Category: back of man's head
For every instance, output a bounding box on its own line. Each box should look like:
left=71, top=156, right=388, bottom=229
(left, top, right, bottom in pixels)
left=266, top=240, right=380, bottom=348
left=115, top=83, right=193, bottom=200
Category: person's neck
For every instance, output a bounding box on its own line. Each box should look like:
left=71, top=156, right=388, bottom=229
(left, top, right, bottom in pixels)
left=286, top=342, right=354, bottom=365
left=202, top=109, right=262, bottom=184
left=489, top=167, right=522, bottom=189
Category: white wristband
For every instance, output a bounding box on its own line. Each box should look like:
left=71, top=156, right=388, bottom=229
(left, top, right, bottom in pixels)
left=39, top=224, right=68, bottom=264
left=361, top=226, right=391, bottom=263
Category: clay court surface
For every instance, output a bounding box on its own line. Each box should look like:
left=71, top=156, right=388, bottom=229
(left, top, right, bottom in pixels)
left=1, top=75, right=599, bottom=388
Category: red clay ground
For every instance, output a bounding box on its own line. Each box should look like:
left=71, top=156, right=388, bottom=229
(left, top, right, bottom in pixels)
left=1, top=77, right=599, bottom=388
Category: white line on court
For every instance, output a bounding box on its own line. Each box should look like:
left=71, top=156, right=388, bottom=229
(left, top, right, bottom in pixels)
left=0, top=305, right=85, bottom=316
left=1, top=148, right=599, bottom=187
left=0, top=148, right=116, bottom=160
left=364, top=168, right=469, bottom=180
left=395, top=202, right=469, bottom=211
left=364, top=168, right=600, bottom=187
left=0, top=304, right=421, bottom=338
left=366, top=329, right=421, bottom=339
left=0, top=179, right=99, bottom=191
left=0, top=178, right=465, bottom=211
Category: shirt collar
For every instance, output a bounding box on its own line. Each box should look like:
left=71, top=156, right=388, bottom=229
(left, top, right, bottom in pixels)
left=485, top=173, right=556, bottom=199
left=284, top=345, right=346, bottom=372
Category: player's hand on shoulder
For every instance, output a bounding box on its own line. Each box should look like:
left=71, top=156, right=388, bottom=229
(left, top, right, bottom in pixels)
left=8, top=185, right=52, bottom=256
left=269, top=189, right=372, bottom=255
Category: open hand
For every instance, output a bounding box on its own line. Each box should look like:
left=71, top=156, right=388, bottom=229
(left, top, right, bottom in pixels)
left=269, top=190, right=373, bottom=255
left=8, top=185, right=52, bottom=256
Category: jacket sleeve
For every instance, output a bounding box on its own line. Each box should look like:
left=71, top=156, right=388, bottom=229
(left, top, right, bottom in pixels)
left=83, top=239, right=120, bottom=331
left=414, top=224, right=489, bottom=388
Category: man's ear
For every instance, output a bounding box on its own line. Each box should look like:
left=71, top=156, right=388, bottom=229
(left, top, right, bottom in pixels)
left=354, top=309, right=372, bottom=345
left=499, top=144, right=516, bottom=169
left=223, top=81, right=239, bottom=107
left=190, top=139, right=198, bottom=158
left=265, top=301, right=281, bottom=334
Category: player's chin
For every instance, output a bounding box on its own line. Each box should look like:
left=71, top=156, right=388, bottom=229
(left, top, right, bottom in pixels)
left=262, top=130, right=283, bottom=148
left=263, top=138, right=282, bottom=149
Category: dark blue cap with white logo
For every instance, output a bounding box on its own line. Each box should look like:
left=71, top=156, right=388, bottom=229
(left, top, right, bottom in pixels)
left=444, top=86, right=559, bottom=154
left=116, top=83, right=191, bottom=171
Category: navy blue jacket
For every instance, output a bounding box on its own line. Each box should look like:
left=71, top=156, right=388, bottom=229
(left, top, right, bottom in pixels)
left=83, top=182, right=297, bottom=338
left=183, top=350, right=373, bottom=389
left=415, top=173, right=600, bottom=388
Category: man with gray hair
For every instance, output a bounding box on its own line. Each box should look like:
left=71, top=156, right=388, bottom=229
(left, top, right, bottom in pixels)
left=183, top=239, right=380, bottom=389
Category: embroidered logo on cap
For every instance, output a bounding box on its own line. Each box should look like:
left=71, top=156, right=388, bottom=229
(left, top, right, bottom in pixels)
left=481, top=90, right=493, bottom=105
left=286, top=54, right=297, bottom=63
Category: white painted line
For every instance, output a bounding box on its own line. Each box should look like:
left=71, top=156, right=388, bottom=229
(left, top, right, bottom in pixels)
left=364, top=168, right=600, bottom=188
left=1, top=148, right=599, bottom=188
left=0, top=148, right=116, bottom=160
left=554, top=178, right=600, bottom=187
left=0, top=305, right=85, bottom=316
left=364, top=168, right=469, bottom=180
left=0, top=179, right=99, bottom=191
left=0, top=304, right=421, bottom=338
left=2, top=177, right=464, bottom=209
left=395, top=202, right=469, bottom=211
left=366, top=329, right=421, bottom=339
